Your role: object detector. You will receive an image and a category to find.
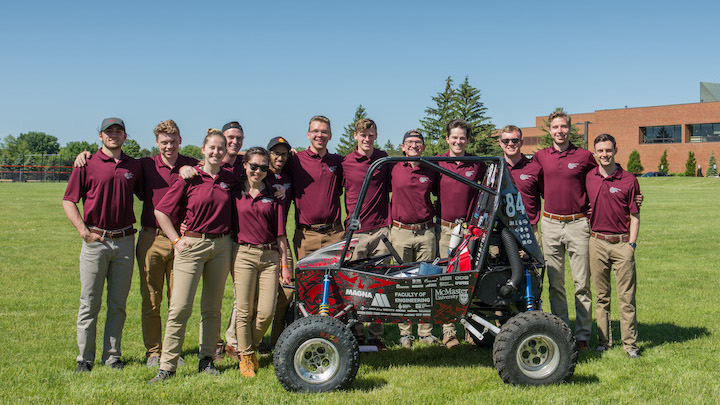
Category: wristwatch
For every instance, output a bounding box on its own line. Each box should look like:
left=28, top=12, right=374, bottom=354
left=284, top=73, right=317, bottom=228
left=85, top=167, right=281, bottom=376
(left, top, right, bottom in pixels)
left=629, top=242, right=637, bottom=249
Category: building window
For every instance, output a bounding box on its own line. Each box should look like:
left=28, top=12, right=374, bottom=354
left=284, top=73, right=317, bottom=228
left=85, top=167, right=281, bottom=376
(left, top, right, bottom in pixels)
left=641, top=125, right=681, bottom=144
left=689, top=123, right=720, bottom=143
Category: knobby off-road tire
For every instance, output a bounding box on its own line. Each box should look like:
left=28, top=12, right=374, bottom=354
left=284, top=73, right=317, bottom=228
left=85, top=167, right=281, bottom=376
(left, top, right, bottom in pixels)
left=273, top=315, right=359, bottom=392
left=492, top=311, right=577, bottom=385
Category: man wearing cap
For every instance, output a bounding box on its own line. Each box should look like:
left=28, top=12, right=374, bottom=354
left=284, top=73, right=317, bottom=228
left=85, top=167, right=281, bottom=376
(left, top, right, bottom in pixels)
left=287, top=115, right=344, bottom=259
left=342, top=118, right=391, bottom=348
left=533, top=110, right=596, bottom=350
left=498, top=125, right=542, bottom=243
left=221, top=121, right=245, bottom=177
left=435, top=119, right=487, bottom=348
left=63, top=118, right=143, bottom=372
left=586, top=133, right=641, bottom=358
left=391, top=129, right=439, bottom=348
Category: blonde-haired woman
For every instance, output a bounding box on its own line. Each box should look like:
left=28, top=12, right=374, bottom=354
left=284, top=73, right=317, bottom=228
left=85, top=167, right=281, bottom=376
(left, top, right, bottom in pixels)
left=150, top=129, right=236, bottom=383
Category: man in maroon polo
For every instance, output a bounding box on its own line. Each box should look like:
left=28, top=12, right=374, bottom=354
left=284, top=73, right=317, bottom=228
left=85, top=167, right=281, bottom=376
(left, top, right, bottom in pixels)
left=533, top=111, right=597, bottom=350
left=342, top=118, right=391, bottom=348
left=586, top=133, right=640, bottom=358
left=287, top=115, right=344, bottom=259
left=435, top=118, right=487, bottom=348
left=220, top=121, right=245, bottom=177
left=63, top=117, right=142, bottom=372
left=136, top=120, right=198, bottom=366
left=391, top=129, right=439, bottom=347
left=499, top=125, right=543, bottom=240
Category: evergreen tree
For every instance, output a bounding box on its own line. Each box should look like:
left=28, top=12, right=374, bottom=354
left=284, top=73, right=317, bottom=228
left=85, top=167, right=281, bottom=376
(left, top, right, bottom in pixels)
left=658, top=149, right=669, bottom=173
left=420, top=77, right=455, bottom=156
left=684, top=151, right=697, bottom=176
left=706, top=152, right=717, bottom=176
left=627, top=150, right=644, bottom=173
left=452, top=76, right=499, bottom=156
left=122, top=139, right=142, bottom=158
left=383, top=139, right=402, bottom=157
left=336, top=105, right=367, bottom=156
left=538, top=108, right=586, bottom=149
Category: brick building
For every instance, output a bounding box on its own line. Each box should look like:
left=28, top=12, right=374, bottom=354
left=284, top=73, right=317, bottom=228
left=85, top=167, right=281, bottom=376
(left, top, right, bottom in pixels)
left=520, top=84, right=720, bottom=174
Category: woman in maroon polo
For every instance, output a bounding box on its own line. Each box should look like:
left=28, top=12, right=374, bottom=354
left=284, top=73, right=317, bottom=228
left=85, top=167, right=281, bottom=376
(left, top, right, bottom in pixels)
left=232, top=147, right=291, bottom=377
left=149, top=129, right=236, bottom=383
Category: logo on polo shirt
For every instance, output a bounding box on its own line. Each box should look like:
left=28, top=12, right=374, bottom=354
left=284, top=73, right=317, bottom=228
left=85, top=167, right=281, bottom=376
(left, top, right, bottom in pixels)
left=609, top=187, right=622, bottom=194
left=328, top=166, right=337, bottom=173
left=261, top=198, right=273, bottom=203
left=419, top=176, right=429, bottom=183
left=124, top=172, right=133, bottom=180
left=465, top=170, right=475, bottom=177
left=567, top=163, right=579, bottom=169
left=220, top=182, right=229, bottom=189
left=520, top=174, right=532, bottom=181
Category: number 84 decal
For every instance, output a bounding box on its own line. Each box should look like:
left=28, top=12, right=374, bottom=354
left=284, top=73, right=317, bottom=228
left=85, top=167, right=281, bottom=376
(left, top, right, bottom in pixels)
left=504, top=192, right=526, bottom=218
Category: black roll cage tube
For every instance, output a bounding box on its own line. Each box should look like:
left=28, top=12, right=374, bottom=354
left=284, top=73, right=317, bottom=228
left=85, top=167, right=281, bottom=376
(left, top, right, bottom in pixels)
left=337, top=156, right=502, bottom=269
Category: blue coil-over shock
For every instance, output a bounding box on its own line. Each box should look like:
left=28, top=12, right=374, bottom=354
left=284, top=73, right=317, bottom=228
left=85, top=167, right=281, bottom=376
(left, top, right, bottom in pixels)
left=319, top=270, right=331, bottom=316
left=524, top=268, right=535, bottom=311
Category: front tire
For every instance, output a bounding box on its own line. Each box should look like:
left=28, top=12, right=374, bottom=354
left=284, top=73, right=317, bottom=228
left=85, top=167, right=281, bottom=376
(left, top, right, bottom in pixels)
left=273, top=316, right=359, bottom=392
left=492, top=311, right=576, bottom=385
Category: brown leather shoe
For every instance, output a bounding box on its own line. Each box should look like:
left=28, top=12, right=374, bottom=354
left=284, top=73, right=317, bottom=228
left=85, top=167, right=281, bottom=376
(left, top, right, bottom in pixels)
left=239, top=354, right=256, bottom=377
left=225, top=344, right=239, bottom=360
left=576, top=340, right=589, bottom=351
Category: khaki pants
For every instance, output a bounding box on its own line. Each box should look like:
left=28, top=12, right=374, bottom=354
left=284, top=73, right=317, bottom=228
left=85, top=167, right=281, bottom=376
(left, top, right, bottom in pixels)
left=269, top=283, right=295, bottom=347
left=232, top=245, right=279, bottom=355
left=77, top=235, right=135, bottom=365
left=541, top=215, right=592, bottom=341
left=590, top=237, right=638, bottom=352
left=136, top=230, right=174, bottom=358
left=392, top=226, right=435, bottom=337
left=351, top=227, right=390, bottom=341
left=293, top=223, right=344, bottom=260
left=159, top=235, right=232, bottom=372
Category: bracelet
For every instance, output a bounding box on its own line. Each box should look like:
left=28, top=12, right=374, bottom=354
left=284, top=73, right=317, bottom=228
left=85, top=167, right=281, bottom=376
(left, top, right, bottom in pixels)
left=282, top=265, right=290, bottom=268
left=172, top=238, right=180, bottom=245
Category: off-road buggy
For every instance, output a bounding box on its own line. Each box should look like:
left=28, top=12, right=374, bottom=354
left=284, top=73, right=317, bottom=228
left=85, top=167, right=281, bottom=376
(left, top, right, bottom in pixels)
left=273, top=156, right=577, bottom=392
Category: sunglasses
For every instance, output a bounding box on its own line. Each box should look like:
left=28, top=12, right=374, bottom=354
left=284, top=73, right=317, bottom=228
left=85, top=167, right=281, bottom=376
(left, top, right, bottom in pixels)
left=501, top=138, right=521, bottom=145
left=248, top=163, right=269, bottom=172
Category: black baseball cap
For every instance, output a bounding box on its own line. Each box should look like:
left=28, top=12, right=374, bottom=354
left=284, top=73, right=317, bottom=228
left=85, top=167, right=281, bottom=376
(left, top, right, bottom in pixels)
left=100, top=117, right=125, bottom=132
left=222, top=121, right=243, bottom=133
left=403, top=130, right=424, bottom=142
left=267, top=136, right=292, bottom=151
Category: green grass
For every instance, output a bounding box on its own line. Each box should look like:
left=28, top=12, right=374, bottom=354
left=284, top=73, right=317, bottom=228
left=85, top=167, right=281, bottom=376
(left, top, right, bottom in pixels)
left=1, top=178, right=719, bottom=404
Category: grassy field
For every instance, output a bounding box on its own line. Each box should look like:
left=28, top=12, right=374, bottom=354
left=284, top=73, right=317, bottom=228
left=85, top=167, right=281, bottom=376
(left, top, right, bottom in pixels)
left=1, top=178, right=719, bottom=404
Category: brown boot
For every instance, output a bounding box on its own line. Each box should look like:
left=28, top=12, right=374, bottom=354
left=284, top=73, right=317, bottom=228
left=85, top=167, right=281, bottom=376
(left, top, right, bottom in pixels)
left=250, top=351, right=259, bottom=372
left=239, top=354, right=256, bottom=378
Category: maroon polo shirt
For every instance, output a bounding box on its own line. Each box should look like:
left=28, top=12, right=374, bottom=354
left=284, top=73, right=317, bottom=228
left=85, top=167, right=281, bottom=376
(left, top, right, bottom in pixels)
left=507, top=155, right=543, bottom=225
left=139, top=154, right=199, bottom=229
left=265, top=169, right=293, bottom=219
left=534, top=143, right=597, bottom=215
left=63, top=149, right=142, bottom=230
left=233, top=186, right=286, bottom=245
left=155, top=166, right=236, bottom=234
left=436, top=152, right=487, bottom=222
left=222, top=158, right=244, bottom=181
left=286, top=149, right=343, bottom=226
left=390, top=162, right=438, bottom=224
left=586, top=165, right=640, bottom=235
left=342, top=148, right=391, bottom=231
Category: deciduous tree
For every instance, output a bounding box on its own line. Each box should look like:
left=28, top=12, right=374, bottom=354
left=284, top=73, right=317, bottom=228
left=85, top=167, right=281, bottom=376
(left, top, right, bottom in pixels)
left=122, top=139, right=142, bottom=158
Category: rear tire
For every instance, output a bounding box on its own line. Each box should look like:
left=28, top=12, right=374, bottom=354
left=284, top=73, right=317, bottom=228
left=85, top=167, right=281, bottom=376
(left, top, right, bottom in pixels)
left=274, top=316, right=359, bottom=392
left=492, top=311, right=576, bottom=385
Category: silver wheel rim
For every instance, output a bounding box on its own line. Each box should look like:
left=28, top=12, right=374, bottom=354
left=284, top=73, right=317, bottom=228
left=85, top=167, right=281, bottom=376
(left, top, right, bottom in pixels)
left=294, top=338, right=340, bottom=384
left=515, top=333, right=560, bottom=379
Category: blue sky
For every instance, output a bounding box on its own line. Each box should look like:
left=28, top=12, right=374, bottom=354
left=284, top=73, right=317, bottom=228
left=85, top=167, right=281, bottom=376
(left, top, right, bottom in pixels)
left=1, top=0, right=718, bottom=152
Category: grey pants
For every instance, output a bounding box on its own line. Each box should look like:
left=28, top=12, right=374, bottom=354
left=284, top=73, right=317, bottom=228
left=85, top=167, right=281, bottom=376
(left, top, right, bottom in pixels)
left=76, top=235, right=135, bottom=365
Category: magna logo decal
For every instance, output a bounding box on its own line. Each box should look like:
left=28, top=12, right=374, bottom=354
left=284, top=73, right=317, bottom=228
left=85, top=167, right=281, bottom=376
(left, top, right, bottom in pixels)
left=345, top=289, right=372, bottom=299
left=371, top=293, right=391, bottom=307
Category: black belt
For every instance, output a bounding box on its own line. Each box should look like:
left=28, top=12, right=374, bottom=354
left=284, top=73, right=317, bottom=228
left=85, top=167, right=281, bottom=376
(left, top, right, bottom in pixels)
left=89, top=226, right=136, bottom=239
left=183, top=231, right=228, bottom=239
left=238, top=242, right=278, bottom=250
left=298, top=221, right=341, bottom=232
